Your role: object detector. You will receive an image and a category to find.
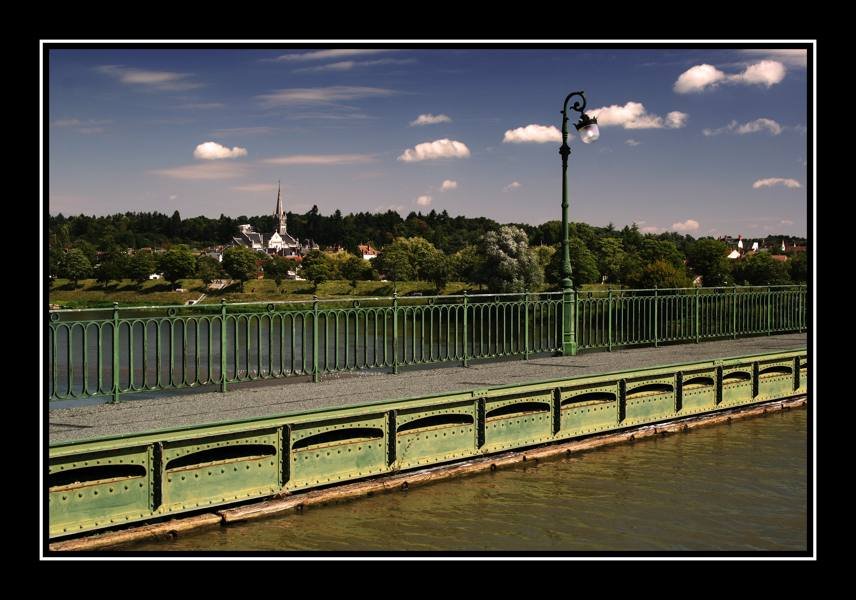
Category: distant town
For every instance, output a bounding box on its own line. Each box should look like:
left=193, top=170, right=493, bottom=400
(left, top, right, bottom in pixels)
left=48, top=187, right=807, bottom=308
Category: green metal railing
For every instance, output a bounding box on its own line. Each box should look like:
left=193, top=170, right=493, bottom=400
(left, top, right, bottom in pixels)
left=575, top=285, right=806, bottom=351
left=47, top=291, right=564, bottom=402
left=47, top=285, right=806, bottom=403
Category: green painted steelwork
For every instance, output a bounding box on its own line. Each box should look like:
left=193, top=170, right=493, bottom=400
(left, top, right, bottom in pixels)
left=47, top=286, right=806, bottom=404
left=48, top=348, right=807, bottom=539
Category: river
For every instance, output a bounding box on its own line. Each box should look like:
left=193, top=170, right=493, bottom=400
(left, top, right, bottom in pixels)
left=124, top=407, right=808, bottom=552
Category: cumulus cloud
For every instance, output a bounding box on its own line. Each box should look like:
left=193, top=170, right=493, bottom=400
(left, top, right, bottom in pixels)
left=503, top=181, right=522, bottom=192
left=263, top=154, right=375, bottom=166
left=640, top=226, right=660, bottom=233
left=587, top=102, right=687, bottom=130
left=674, top=61, right=786, bottom=93
left=151, top=163, right=249, bottom=180
left=398, top=139, right=471, bottom=162
left=411, top=113, right=452, bottom=126
left=256, top=86, right=396, bottom=107
left=96, top=65, right=202, bottom=91
left=502, top=124, right=562, bottom=143
left=625, top=139, right=641, bottom=146
left=739, top=49, right=807, bottom=68
left=753, top=178, right=801, bottom=189
left=671, top=219, right=700, bottom=232
left=193, top=141, right=248, bottom=160
left=441, top=179, right=458, bottom=191
left=703, top=118, right=783, bottom=136
left=416, top=195, right=432, bottom=207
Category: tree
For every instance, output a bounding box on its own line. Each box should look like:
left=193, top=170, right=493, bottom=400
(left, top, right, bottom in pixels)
left=478, top=225, right=543, bottom=293
left=59, top=248, right=92, bottom=287
left=597, top=237, right=626, bottom=283
left=157, top=245, right=197, bottom=288
left=639, top=238, right=684, bottom=270
left=340, top=255, right=375, bottom=286
left=94, top=250, right=127, bottom=288
left=127, top=252, right=157, bottom=288
left=301, top=253, right=336, bottom=290
left=732, top=253, right=792, bottom=286
left=449, top=244, right=485, bottom=286
left=222, top=246, right=259, bottom=290
left=374, top=240, right=415, bottom=281
left=264, top=256, right=299, bottom=287
left=546, top=239, right=600, bottom=286
left=687, top=239, right=731, bottom=287
left=789, top=252, right=807, bottom=283
left=636, top=260, right=693, bottom=289
left=196, top=255, right=224, bottom=286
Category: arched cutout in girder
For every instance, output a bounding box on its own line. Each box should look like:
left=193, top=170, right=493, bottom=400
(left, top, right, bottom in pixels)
left=50, top=464, right=146, bottom=489
left=723, top=371, right=752, bottom=383
left=561, top=391, right=616, bottom=407
left=165, top=444, right=276, bottom=470
left=486, top=401, right=550, bottom=419
left=759, top=365, right=793, bottom=376
left=292, top=427, right=384, bottom=450
left=398, top=414, right=474, bottom=432
left=683, top=376, right=715, bottom=388
left=627, top=383, right=674, bottom=397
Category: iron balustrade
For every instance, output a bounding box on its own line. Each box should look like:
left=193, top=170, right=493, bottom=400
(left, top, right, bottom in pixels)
left=47, top=285, right=806, bottom=403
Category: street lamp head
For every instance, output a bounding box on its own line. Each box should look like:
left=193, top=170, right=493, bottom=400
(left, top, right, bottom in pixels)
left=575, top=112, right=599, bottom=144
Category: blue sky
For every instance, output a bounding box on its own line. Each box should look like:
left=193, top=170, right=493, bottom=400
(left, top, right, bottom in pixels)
left=48, top=46, right=809, bottom=237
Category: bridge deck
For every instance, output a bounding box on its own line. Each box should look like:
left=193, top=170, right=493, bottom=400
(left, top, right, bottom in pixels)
left=48, top=334, right=806, bottom=445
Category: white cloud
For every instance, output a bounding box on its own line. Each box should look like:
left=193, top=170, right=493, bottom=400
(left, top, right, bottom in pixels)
left=376, top=204, right=406, bottom=213
left=52, top=118, right=81, bottom=127
left=169, top=195, right=178, bottom=201
left=673, top=64, right=727, bottom=93
left=503, top=181, right=522, bottom=192
left=411, top=113, right=452, bottom=126
left=732, top=60, right=786, bottom=87
left=398, top=139, right=471, bottom=162
left=671, top=219, right=700, bottom=232
left=269, top=49, right=393, bottom=62
left=739, top=49, right=807, bottom=68
left=753, top=178, right=801, bottom=189
left=703, top=118, right=783, bottom=136
left=587, top=102, right=687, bottom=129
left=502, top=124, right=562, bottom=143
left=151, top=163, right=249, bottom=180
left=780, top=219, right=795, bottom=225
left=209, top=127, right=274, bottom=137
left=674, top=61, right=786, bottom=93
left=51, top=118, right=111, bottom=134
left=194, top=141, right=248, bottom=160
left=232, top=183, right=279, bottom=192
left=625, top=139, right=641, bottom=146
left=416, top=195, right=432, bottom=206
left=263, top=154, right=375, bottom=166
left=441, top=179, right=458, bottom=191
left=256, top=86, right=396, bottom=107
left=96, top=65, right=202, bottom=91
left=296, top=59, right=414, bottom=73
left=640, top=226, right=660, bottom=233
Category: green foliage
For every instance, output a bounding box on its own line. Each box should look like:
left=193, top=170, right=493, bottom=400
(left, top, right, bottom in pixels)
left=58, top=248, right=92, bottom=287
left=449, top=245, right=485, bottom=286
left=264, top=256, right=298, bottom=286
left=127, top=252, right=157, bottom=286
left=598, top=237, right=626, bottom=283
left=301, top=250, right=336, bottom=289
left=479, top=225, right=543, bottom=293
left=732, top=253, right=792, bottom=286
left=222, top=246, right=259, bottom=289
left=374, top=237, right=445, bottom=284
left=639, top=238, right=684, bottom=270
left=157, top=245, right=197, bottom=287
left=636, top=260, right=693, bottom=289
left=196, top=255, right=224, bottom=285
left=789, top=252, right=807, bottom=282
left=94, top=250, right=128, bottom=288
left=339, top=255, right=375, bottom=283
left=687, top=239, right=732, bottom=287
left=546, top=239, right=600, bottom=286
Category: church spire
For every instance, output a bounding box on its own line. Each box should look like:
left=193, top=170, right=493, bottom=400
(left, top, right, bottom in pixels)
left=275, top=180, right=286, bottom=235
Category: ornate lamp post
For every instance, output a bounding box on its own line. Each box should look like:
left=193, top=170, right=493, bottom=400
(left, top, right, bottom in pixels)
left=560, top=91, right=599, bottom=356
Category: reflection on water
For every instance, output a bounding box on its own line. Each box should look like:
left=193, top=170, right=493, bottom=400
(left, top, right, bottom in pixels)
left=127, top=408, right=807, bottom=552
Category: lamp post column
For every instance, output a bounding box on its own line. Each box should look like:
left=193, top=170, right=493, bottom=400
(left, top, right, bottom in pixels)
left=560, top=101, right=577, bottom=356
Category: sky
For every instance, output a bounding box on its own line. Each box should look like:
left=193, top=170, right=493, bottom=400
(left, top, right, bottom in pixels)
left=47, top=45, right=810, bottom=237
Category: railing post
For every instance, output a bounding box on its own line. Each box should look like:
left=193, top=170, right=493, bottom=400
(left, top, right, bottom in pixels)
left=695, top=287, right=700, bottom=344
left=800, top=283, right=806, bottom=332
left=767, top=285, right=772, bottom=335
left=463, top=290, right=469, bottom=367
left=111, top=302, right=120, bottom=404
left=653, top=285, right=658, bottom=348
left=608, top=289, right=613, bottom=352
left=220, top=299, right=228, bottom=392
left=524, top=290, right=530, bottom=360
left=392, top=289, right=399, bottom=374
left=562, top=285, right=577, bottom=356
left=732, top=284, right=737, bottom=339
left=312, top=295, right=319, bottom=382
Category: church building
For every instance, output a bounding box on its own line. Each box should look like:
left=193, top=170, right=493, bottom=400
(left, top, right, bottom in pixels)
left=231, top=182, right=316, bottom=256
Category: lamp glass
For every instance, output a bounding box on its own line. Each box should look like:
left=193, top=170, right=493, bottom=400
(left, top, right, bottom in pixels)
left=579, top=123, right=600, bottom=144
